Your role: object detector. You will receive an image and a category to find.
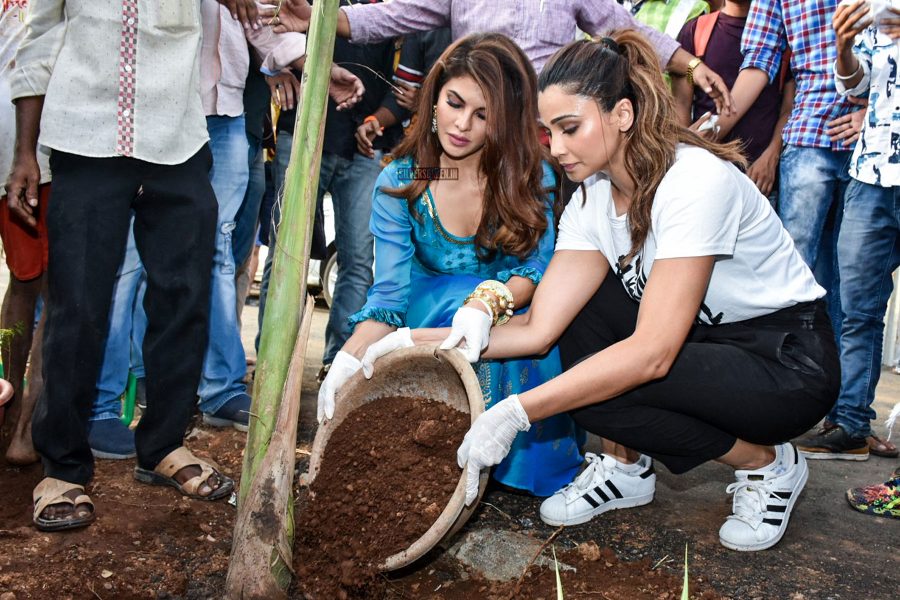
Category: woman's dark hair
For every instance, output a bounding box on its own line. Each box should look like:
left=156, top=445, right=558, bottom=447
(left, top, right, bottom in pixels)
left=386, top=33, right=550, bottom=259
left=538, top=31, right=747, bottom=264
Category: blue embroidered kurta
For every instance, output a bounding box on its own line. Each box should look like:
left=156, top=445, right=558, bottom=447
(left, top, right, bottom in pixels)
left=350, top=157, right=584, bottom=495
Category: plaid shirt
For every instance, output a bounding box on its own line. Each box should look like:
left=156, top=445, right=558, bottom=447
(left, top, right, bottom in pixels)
left=741, top=0, right=855, bottom=149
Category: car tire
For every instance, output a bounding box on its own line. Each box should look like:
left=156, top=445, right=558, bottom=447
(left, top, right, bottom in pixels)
left=321, top=250, right=338, bottom=308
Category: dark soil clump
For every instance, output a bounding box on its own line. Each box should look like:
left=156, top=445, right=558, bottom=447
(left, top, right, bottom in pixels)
left=293, top=396, right=469, bottom=599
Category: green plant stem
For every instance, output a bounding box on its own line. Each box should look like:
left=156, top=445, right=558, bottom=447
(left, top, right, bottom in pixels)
left=235, top=0, right=339, bottom=591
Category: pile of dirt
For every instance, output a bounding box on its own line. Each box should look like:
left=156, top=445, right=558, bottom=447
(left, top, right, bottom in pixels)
left=0, top=424, right=244, bottom=599
left=293, top=396, right=469, bottom=599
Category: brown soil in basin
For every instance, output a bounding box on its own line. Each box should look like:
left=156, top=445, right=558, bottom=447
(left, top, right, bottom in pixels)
left=292, top=396, right=469, bottom=599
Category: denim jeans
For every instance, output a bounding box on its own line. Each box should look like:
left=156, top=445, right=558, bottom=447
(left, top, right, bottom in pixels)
left=198, top=115, right=250, bottom=414
left=320, top=151, right=382, bottom=364
left=91, top=221, right=146, bottom=422
left=258, top=132, right=380, bottom=364
left=829, top=180, right=900, bottom=437
left=232, top=136, right=265, bottom=268
left=778, top=145, right=852, bottom=338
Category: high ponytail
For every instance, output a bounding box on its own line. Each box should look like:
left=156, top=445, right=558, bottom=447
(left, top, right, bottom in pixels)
left=539, top=31, right=746, bottom=265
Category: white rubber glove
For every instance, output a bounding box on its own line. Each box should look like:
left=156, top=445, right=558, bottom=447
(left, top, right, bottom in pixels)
left=439, top=306, right=492, bottom=363
left=361, top=327, right=414, bottom=378
left=457, top=394, right=531, bottom=505
left=317, top=351, right=362, bottom=423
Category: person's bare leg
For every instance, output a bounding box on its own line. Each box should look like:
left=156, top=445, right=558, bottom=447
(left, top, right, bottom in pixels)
left=716, top=439, right=777, bottom=470
left=0, top=274, right=41, bottom=457
left=6, top=290, right=45, bottom=465
left=600, top=438, right=641, bottom=464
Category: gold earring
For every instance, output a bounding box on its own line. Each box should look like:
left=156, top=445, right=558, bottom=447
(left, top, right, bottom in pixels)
left=431, top=105, right=438, bottom=133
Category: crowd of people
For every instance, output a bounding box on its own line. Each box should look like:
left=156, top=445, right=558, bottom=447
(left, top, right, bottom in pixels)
left=1, top=0, right=898, bottom=546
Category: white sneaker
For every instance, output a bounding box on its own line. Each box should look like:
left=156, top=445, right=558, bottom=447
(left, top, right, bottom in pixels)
left=539, top=452, right=656, bottom=526
left=719, top=443, right=808, bottom=552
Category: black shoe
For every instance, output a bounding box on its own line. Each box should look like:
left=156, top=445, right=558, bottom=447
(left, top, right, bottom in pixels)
left=796, top=425, right=869, bottom=461
left=316, top=363, right=331, bottom=385
left=135, top=377, right=147, bottom=410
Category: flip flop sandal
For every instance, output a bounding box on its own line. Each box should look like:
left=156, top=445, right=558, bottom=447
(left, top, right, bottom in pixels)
left=134, top=447, right=234, bottom=501
left=866, top=434, right=900, bottom=458
left=32, top=477, right=95, bottom=532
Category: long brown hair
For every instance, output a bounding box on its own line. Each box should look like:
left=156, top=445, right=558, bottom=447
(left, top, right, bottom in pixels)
left=386, top=33, right=549, bottom=259
left=538, top=31, right=747, bottom=264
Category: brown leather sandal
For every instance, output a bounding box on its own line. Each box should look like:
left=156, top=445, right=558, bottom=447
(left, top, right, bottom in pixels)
left=866, top=434, right=899, bottom=458
left=32, top=477, right=95, bottom=532
left=133, top=447, right=234, bottom=500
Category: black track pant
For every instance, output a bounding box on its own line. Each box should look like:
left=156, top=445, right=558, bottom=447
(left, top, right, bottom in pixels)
left=32, top=148, right=218, bottom=484
left=559, top=272, right=839, bottom=474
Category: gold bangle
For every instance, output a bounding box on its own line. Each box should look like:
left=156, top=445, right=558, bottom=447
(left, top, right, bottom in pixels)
left=464, top=290, right=500, bottom=326
left=465, top=296, right=495, bottom=323
left=686, top=57, right=702, bottom=88
left=475, top=280, right=515, bottom=325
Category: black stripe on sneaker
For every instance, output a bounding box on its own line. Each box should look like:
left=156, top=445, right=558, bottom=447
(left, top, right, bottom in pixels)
left=640, top=466, right=655, bottom=479
left=583, top=493, right=600, bottom=508
left=767, top=505, right=787, bottom=513
left=763, top=517, right=783, bottom=526
left=605, top=480, right=624, bottom=499
left=593, top=486, right=611, bottom=503
left=773, top=491, right=792, bottom=500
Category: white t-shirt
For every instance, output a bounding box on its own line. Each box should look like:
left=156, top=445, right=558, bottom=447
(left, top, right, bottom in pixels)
left=556, top=145, right=824, bottom=325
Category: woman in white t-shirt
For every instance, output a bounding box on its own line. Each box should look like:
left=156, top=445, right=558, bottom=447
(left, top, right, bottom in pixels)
left=363, top=30, right=838, bottom=551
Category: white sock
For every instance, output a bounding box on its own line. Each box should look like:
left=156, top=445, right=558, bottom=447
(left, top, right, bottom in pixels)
left=753, top=444, right=789, bottom=476
left=614, top=455, right=646, bottom=474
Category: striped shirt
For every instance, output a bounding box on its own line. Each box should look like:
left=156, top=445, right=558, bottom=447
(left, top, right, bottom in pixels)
left=741, top=0, right=855, bottom=149
left=342, top=0, right=681, bottom=73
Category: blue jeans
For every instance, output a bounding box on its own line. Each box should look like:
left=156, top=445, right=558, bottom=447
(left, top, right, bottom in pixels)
left=232, top=136, right=265, bottom=268
left=320, top=151, right=382, bottom=364
left=830, top=180, right=900, bottom=437
left=778, top=145, right=852, bottom=338
left=91, top=222, right=146, bottom=422
left=198, top=115, right=250, bottom=414
left=258, top=133, right=380, bottom=363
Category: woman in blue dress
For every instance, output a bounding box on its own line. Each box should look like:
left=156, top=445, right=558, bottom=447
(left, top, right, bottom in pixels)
left=318, top=33, right=583, bottom=496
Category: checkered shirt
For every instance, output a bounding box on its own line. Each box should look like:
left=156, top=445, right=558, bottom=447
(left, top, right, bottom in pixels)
left=741, top=0, right=855, bottom=150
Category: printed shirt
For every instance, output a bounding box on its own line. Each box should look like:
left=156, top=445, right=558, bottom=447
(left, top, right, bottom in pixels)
left=834, top=26, right=900, bottom=188
left=10, top=0, right=209, bottom=165
left=633, top=0, right=709, bottom=39
left=342, top=0, right=680, bottom=73
left=741, top=0, right=855, bottom=149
